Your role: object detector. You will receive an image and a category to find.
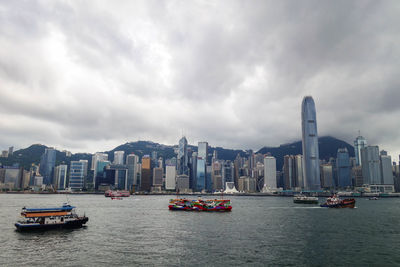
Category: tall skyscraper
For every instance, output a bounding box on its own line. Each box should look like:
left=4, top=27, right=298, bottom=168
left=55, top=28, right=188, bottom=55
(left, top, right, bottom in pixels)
left=69, top=161, right=86, bottom=191
left=141, top=155, right=152, bottom=191
left=165, top=165, right=176, bottom=190
left=39, top=148, right=56, bottom=185
left=337, top=148, right=351, bottom=188
left=177, top=137, right=189, bottom=175
left=301, top=96, right=321, bottom=191
left=380, top=153, right=394, bottom=185
left=113, top=151, right=125, bottom=165
left=354, top=135, right=367, bottom=166
left=320, top=164, right=334, bottom=188
left=54, top=165, right=67, bottom=190
left=126, top=154, right=139, bottom=190
left=361, top=146, right=381, bottom=185
left=264, top=156, right=277, bottom=189
left=198, top=142, right=208, bottom=163
left=196, top=157, right=206, bottom=191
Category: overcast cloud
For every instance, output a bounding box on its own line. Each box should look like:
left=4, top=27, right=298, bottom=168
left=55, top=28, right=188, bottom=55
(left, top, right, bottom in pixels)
left=0, top=0, right=400, bottom=159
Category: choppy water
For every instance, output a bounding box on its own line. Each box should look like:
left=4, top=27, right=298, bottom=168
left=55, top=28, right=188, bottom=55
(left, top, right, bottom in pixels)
left=1, top=194, right=400, bottom=266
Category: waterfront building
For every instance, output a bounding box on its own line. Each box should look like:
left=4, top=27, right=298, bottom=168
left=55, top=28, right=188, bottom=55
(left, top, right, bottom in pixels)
left=95, top=160, right=111, bottom=189
left=361, top=146, right=381, bottom=185
left=165, top=165, right=176, bottom=190
left=354, top=135, right=367, bottom=166
left=190, top=152, right=197, bottom=190
left=34, top=175, right=43, bottom=186
left=113, top=151, right=125, bottom=165
left=238, top=176, right=257, bottom=192
left=196, top=157, right=206, bottom=191
left=283, top=155, right=295, bottom=190
left=301, top=96, right=321, bottom=191
left=39, top=148, right=56, bottom=185
left=69, top=161, right=86, bottom=191
left=91, top=153, right=108, bottom=170
left=177, top=137, right=189, bottom=176
left=153, top=167, right=163, bottom=187
left=320, top=164, right=334, bottom=188
left=380, top=154, right=394, bottom=185
left=8, top=146, right=13, bottom=156
left=176, top=174, right=190, bottom=191
left=212, top=175, right=223, bottom=191
left=337, top=148, right=351, bottom=188
left=104, top=164, right=128, bottom=190
left=264, top=156, right=277, bottom=189
left=222, top=161, right=234, bottom=189
left=126, top=154, right=139, bottom=190
left=140, top=155, right=152, bottom=191
left=352, top=166, right=363, bottom=187
left=206, top=165, right=213, bottom=192
left=54, top=165, right=67, bottom=190
left=294, top=155, right=304, bottom=189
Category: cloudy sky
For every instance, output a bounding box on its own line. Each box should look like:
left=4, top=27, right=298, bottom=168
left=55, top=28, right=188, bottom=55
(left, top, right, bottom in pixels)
left=1, top=1, right=400, bottom=158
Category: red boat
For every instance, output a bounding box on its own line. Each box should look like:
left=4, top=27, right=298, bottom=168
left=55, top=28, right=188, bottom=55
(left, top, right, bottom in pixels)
left=320, top=194, right=356, bottom=208
left=168, top=199, right=232, bottom=212
left=105, top=190, right=130, bottom=197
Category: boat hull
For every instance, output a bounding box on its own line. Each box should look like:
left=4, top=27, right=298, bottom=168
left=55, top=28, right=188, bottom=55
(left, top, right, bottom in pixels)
left=320, top=199, right=356, bottom=208
left=293, top=199, right=319, bottom=204
left=15, top=217, right=89, bottom=232
left=168, top=205, right=232, bottom=212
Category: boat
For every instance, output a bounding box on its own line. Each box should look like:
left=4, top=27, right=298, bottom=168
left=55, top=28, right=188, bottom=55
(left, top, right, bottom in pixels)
left=15, top=203, right=89, bottom=231
left=105, top=190, right=130, bottom=197
left=111, top=197, right=123, bottom=200
left=293, top=194, right=319, bottom=204
left=369, top=197, right=379, bottom=200
left=168, top=198, right=232, bottom=212
left=320, top=194, right=356, bottom=208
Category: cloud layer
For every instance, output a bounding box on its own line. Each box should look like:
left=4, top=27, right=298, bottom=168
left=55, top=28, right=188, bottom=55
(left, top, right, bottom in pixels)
left=1, top=0, right=400, bottom=159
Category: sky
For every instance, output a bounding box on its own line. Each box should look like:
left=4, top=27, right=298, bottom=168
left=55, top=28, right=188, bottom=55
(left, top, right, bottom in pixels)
left=0, top=0, right=400, bottom=159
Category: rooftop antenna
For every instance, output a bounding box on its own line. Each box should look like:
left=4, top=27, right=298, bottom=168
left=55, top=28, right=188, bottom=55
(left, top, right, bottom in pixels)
left=358, top=130, right=361, bottom=137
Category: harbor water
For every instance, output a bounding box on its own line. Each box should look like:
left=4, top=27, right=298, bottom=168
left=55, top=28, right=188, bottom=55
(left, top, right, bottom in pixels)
left=1, top=194, right=400, bottom=266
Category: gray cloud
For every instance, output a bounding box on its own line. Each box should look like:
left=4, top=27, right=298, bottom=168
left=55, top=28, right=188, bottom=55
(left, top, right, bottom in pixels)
left=0, top=0, right=400, bottom=159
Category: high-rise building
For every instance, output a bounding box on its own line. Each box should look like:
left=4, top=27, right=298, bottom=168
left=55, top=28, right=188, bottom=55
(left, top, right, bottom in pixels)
left=153, top=167, right=163, bottom=187
left=177, top=137, right=189, bottom=175
left=352, top=166, right=363, bottom=187
left=361, top=146, right=381, bottom=185
left=198, top=142, right=208, bottom=163
left=354, top=135, right=367, bottom=166
left=320, top=164, right=334, bottom=188
left=294, top=155, right=304, bottom=188
left=69, top=161, right=86, bottom=191
left=113, top=151, right=125, bottom=165
left=283, top=155, right=295, bottom=190
left=39, top=148, right=56, bottom=185
left=196, top=157, right=206, bottom=191
left=104, top=164, right=128, bottom=190
left=95, top=160, right=111, bottom=189
left=141, top=155, right=152, bottom=191
left=91, top=153, right=108, bottom=170
left=301, top=96, right=321, bottom=191
left=8, top=146, right=13, bottom=156
left=165, top=165, right=176, bottom=190
left=337, top=148, right=351, bottom=188
left=54, top=165, right=67, bottom=190
left=380, top=154, right=394, bottom=185
left=126, top=154, right=139, bottom=190
left=264, top=156, right=277, bottom=189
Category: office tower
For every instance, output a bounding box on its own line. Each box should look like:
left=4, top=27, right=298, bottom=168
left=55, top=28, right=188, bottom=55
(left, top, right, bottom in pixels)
left=283, top=155, right=295, bottom=190
left=91, top=153, right=108, bottom=170
left=69, top=161, right=86, bottom=191
left=264, top=156, right=277, bottom=189
left=151, top=151, right=158, bottom=166
left=158, top=157, right=163, bottom=169
left=320, top=164, right=334, bottom=188
left=8, top=146, right=13, bottom=156
left=153, top=167, right=163, bottom=187
left=165, top=165, right=176, bottom=190
left=141, top=155, right=152, bottom=191
left=380, top=154, right=394, bottom=185
left=198, top=142, right=208, bottom=163
left=104, top=165, right=128, bottom=190
left=212, top=150, right=218, bottom=163
left=294, top=155, right=304, bottom=188
left=301, top=96, right=321, bottom=191
left=39, top=148, right=56, bottom=185
left=222, top=161, right=234, bottom=186
left=212, top=174, right=223, bottom=191
left=206, top=165, right=212, bottom=192
left=113, top=151, right=125, bottom=165
left=176, top=174, right=190, bottom=191
left=352, top=166, right=363, bottom=187
left=54, top=165, right=67, bottom=190
left=95, top=160, right=111, bottom=189
left=196, top=157, right=206, bottom=191
left=190, top=152, right=197, bottom=190
left=354, top=135, right=367, bottom=166
left=361, top=146, right=381, bottom=185
left=234, top=154, right=242, bottom=189
left=177, top=137, right=189, bottom=175
left=337, top=148, right=351, bottom=188
left=126, top=154, right=139, bottom=190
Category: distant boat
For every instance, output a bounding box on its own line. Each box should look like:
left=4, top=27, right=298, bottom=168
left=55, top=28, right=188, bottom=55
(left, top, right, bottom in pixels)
left=105, top=190, right=130, bottom=197
left=293, top=194, right=319, bottom=204
left=169, top=198, right=232, bottom=212
left=15, top=203, right=88, bottom=231
left=320, top=194, right=356, bottom=208
left=369, top=197, right=379, bottom=200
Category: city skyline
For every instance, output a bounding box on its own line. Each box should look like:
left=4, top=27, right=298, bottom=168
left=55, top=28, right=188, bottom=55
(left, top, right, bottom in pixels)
left=1, top=1, right=400, bottom=159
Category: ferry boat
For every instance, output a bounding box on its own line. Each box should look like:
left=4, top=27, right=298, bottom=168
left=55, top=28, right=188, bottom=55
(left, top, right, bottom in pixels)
left=320, top=194, right=356, bottom=208
left=293, top=194, right=319, bottom=204
left=15, top=203, right=88, bottom=231
left=169, top=198, right=232, bottom=212
left=105, top=190, right=130, bottom=197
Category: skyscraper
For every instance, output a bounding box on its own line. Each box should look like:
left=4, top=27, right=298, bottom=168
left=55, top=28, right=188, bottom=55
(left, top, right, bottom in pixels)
left=39, top=148, right=56, bottom=185
left=337, top=148, right=351, bottom=188
left=126, top=154, right=139, bottom=190
left=196, top=157, right=206, bottom=191
left=165, top=165, right=176, bottom=190
left=177, top=137, right=189, bottom=175
left=263, top=156, right=277, bottom=189
left=54, top=165, right=67, bottom=190
left=113, top=151, right=125, bottom=165
left=301, top=96, right=321, bottom=191
left=141, top=155, right=152, bottom=191
left=354, top=135, right=367, bottom=166
left=69, top=161, right=86, bottom=191
left=198, top=142, right=208, bottom=163
left=361, top=146, right=381, bottom=185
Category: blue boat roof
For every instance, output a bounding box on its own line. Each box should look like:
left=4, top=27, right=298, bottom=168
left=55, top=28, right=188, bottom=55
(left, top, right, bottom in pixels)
left=24, top=204, right=75, bottom=212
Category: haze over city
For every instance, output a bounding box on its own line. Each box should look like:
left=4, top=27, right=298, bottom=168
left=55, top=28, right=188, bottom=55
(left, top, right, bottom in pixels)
left=0, top=1, right=399, bottom=158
